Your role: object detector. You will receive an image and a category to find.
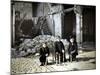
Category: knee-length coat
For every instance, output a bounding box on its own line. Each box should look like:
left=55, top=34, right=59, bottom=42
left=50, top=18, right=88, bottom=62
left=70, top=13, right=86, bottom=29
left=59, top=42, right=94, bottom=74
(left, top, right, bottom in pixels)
left=39, top=47, right=49, bottom=62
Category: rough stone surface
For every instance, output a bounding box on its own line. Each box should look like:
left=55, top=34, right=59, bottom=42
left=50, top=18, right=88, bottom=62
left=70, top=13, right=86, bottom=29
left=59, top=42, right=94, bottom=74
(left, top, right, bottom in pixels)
left=11, top=50, right=96, bottom=74
left=12, top=35, right=69, bottom=57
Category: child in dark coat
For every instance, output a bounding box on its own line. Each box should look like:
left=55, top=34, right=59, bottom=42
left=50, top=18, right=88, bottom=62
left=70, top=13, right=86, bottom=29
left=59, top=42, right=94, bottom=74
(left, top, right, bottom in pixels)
left=39, top=43, right=49, bottom=66
left=55, top=36, right=66, bottom=64
left=68, top=37, right=78, bottom=62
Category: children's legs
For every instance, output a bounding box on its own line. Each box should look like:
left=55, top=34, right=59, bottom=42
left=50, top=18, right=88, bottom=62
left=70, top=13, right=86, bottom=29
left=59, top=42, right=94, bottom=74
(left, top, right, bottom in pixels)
left=69, top=54, right=72, bottom=62
left=55, top=52, right=59, bottom=64
left=59, top=53, right=61, bottom=64
left=72, top=54, right=76, bottom=61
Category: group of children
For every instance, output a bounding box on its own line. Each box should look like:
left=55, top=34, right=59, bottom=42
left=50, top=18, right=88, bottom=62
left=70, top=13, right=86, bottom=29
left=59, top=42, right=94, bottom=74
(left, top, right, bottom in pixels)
left=39, top=35, right=78, bottom=66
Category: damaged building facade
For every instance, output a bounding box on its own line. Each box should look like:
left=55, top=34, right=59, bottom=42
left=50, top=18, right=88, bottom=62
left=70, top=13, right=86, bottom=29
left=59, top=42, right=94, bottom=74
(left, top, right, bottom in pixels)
left=11, top=0, right=96, bottom=74
left=11, top=1, right=95, bottom=52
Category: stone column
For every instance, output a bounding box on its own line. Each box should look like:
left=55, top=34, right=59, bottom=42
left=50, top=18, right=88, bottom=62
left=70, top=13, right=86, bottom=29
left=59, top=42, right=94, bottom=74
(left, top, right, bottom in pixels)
left=74, top=5, right=83, bottom=47
left=11, top=4, right=15, bottom=47
left=76, top=14, right=81, bottom=45
left=80, top=15, right=83, bottom=46
left=51, top=5, right=63, bottom=38
left=53, top=13, right=62, bottom=37
left=49, top=14, right=55, bottom=35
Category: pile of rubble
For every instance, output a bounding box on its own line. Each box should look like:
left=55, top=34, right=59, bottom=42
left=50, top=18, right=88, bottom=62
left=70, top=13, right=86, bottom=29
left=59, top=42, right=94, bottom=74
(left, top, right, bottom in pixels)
left=12, top=35, right=69, bottom=57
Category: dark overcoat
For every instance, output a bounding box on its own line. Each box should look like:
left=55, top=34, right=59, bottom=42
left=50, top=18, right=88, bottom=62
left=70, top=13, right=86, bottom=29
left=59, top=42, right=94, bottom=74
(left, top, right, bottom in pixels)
left=55, top=41, right=66, bottom=62
left=68, top=42, right=78, bottom=56
left=55, top=41, right=65, bottom=53
left=39, top=47, right=49, bottom=62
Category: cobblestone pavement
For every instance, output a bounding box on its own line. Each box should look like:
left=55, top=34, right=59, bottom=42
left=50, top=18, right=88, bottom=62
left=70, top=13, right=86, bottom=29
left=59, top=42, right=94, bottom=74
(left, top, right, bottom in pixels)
left=11, top=50, right=96, bottom=74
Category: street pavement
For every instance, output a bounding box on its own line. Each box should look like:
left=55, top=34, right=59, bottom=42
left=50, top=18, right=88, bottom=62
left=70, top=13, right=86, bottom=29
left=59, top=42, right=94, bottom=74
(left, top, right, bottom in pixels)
left=11, top=50, right=96, bottom=74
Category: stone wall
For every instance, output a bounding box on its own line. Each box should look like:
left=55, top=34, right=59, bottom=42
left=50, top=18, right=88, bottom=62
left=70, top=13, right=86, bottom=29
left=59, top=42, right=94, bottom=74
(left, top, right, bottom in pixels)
left=14, top=2, right=33, bottom=20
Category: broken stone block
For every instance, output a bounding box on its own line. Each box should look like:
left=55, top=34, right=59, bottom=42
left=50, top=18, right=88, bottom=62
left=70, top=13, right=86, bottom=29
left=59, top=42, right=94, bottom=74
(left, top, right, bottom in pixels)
left=16, top=35, right=69, bottom=57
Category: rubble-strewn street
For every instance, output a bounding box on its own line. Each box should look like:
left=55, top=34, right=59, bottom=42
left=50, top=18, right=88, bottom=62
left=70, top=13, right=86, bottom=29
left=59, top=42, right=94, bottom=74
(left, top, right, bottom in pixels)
left=11, top=50, right=96, bottom=74
left=11, top=35, right=69, bottom=57
left=11, top=1, right=96, bottom=75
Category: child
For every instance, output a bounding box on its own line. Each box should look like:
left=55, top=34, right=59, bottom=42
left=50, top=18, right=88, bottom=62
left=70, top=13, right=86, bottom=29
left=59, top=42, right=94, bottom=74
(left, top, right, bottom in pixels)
left=55, top=36, right=66, bottom=64
left=68, top=36, right=78, bottom=62
left=39, top=43, right=50, bottom=66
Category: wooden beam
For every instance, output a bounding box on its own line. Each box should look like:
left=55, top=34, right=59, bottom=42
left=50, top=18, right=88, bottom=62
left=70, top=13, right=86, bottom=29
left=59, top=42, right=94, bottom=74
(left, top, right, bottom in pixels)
left=48, top=7, right=74, bottom=15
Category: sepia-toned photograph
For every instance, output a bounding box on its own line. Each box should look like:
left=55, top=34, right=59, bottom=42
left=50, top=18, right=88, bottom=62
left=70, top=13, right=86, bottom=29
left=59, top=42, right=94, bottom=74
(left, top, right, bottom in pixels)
left=11, top=0, right=96, bottom=74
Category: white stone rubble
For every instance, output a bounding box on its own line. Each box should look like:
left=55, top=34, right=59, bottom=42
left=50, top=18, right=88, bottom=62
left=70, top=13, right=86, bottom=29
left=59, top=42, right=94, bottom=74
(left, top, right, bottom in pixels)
left=13, top=35, right=69, bottom=57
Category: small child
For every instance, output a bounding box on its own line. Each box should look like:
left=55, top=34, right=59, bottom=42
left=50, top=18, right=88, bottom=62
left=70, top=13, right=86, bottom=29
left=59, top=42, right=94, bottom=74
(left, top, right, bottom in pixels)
left=39, top=43, right=50, bottom=66
left=68, top=36, right=78, bottom=62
